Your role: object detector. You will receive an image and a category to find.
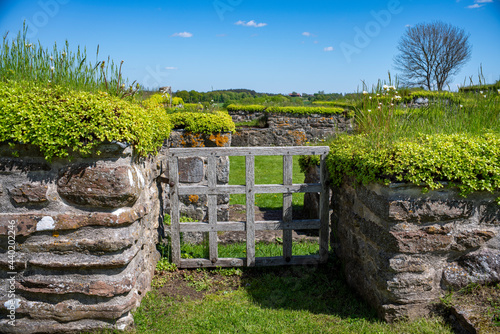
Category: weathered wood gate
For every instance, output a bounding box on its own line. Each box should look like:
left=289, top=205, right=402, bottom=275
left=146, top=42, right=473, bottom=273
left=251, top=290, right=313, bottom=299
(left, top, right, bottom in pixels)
left=167, top=146, right=330, bottom=268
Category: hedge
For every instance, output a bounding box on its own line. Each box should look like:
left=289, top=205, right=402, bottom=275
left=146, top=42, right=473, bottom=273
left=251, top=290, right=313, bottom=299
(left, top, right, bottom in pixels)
left=312, top=101, right=356, bottom=109
left=226, top=104, right=266, bottom=113
left=226, top=104, right=345, bottom=115
left=169, top=111, right=235, bottom=134
left=326, top=133, right=500, bottom=199
left=0, top=80, right=171, bottom=159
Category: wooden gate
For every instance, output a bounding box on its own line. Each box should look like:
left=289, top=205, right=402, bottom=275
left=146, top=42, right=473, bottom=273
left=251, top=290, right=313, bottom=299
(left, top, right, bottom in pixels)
left=167, top=146, right=330, bottom=268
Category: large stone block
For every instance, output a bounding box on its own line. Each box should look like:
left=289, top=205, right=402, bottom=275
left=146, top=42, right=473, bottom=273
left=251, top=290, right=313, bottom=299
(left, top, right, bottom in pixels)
left=57, top=164, right=141, bottom=208
left=332, top=179, right=500, bottom=322
left=442, top=249, right=500, bottom=289
left=0, top=205, right=147, bottom=236
left=390, top=230, right=453, bottom=253
left=178, top=157, right=203, bottom=183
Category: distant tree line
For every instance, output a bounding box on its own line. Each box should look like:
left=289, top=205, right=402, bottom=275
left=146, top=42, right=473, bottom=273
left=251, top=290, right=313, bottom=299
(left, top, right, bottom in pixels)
left=172, top=89, right=344, bottom=105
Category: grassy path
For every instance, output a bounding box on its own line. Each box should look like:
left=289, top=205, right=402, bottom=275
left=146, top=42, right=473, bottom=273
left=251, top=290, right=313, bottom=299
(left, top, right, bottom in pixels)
left=229, top=155, right=306, bottom=209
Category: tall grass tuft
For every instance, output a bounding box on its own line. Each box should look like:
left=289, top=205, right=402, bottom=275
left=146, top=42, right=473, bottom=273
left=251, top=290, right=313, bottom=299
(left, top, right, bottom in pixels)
left=0, top=23, right=139, bottom=98
left=354, top=83, right=500, bottom=150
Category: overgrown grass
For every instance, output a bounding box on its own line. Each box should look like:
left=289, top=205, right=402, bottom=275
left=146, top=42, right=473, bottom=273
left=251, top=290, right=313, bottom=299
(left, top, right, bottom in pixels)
left=1, top=24, right=139, bottom=98
left=229, top=155, right=306, bottom=209
left=355, top=92, right=500, bottom=148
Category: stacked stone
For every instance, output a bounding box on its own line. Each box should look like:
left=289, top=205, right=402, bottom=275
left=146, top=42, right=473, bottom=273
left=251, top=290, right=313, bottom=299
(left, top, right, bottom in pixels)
left=162, top=133, right=231, bottom=244
left=229, top=112, right=354, bottom=147
left=331, top=178, right=500, bottom=321
left=0, top=143, right=162, bottom=333
left=228, top=111, right=266, bottom=123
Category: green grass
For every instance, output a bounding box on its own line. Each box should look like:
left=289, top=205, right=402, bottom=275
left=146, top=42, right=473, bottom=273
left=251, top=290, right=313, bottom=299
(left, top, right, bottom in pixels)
left=355, top=94, right=500, bottom=148
left=1, top=24, right=139, bottom=98
left=129, top=259, right=453, bottom=334
left=229, top=155, right=306, bottom=209
left=178, top=240, right=320, bottom=260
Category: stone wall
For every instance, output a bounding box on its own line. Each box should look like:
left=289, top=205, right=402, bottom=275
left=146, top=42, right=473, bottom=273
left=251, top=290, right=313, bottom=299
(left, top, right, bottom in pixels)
left=331, top=178, right=500, bottom=321
left=0, top=143, right=164, bottom=333
left=229, top=111, right=353, bottom=146
left=162, top=130, right=231, bottom=243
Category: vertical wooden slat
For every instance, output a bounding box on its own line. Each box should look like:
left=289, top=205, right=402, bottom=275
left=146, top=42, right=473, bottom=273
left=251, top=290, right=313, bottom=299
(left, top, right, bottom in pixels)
left=283, top=155, right=293, bottom=262
left=245, top=155, right=256, bottom=267
left=319, top=153, right=330, bottom=263
left=168, top=155, right=181, bottom=266
left=207, top=155, right=218, bottom=263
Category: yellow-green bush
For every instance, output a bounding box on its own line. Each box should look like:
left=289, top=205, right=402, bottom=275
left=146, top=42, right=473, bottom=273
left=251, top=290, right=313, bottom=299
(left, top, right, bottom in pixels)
left=172, top=97, right=184, bottom=106
left=227, top=104, right=345, bottom=115
left=312, top=101, right=356, bottom=110
left=326, top=133, right=500, bottom=199
left=143, top=93, right=170, bottom=108
left=0, top=80, right=172, bottom=159
left=169, top=111, right=235, bottom=134
left=226, top=104, right=267, bottom=113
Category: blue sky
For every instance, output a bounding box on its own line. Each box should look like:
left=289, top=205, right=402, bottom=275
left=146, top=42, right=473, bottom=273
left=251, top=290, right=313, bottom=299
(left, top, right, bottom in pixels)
left=0, top=0, right=499, bottom=94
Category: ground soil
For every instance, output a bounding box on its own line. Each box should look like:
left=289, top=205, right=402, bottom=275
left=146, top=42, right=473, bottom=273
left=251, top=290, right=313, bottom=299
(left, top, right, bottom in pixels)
left=155, top=269, right=242, bottom=302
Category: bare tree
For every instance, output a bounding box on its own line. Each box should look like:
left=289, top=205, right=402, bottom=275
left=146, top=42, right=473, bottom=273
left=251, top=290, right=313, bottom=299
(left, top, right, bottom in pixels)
left=394, top=21, right=471, bottom=91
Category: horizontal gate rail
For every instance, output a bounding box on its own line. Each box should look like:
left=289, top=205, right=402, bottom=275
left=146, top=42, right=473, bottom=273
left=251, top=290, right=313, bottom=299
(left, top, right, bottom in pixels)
left=168, top=146, right=330, bottom=268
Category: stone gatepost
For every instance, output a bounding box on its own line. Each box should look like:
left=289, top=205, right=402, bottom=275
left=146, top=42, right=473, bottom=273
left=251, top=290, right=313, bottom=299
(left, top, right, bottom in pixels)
left=331, top=178, right=500, bottom=321
left=0, top=143, right=163, bottom=333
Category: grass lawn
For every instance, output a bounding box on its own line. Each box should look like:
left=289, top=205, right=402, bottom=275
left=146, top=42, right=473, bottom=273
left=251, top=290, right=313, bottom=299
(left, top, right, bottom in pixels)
left=127, top=256, right=453, bottom=334
left=229, top=155, right=306, bottom=209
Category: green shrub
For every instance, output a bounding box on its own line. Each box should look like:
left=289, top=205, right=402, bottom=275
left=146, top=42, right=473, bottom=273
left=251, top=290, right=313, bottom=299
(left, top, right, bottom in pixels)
left=298, top=155, right=320, bottom=173
left=226, top=104, right=267, bottom=113
left=326, top=133, right=500, bottom=199
left=143, top=93, right=170, bottom=108
left=312, top=101, right=356, bottom=109
left=266, top=106, right=345, bottom=115
left=0, top=80, right=171, bottom=159
left=169, top=111, right=235, bottom=134
left=172, top=97, right=184, bottom=106
left=227, top=104, right=345, bottom=115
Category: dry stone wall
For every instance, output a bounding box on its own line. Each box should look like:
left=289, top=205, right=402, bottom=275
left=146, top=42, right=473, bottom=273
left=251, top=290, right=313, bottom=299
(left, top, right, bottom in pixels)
left=229, top=111, right=353, bottom=146
left=331, top=178, right=500, bottom=321
left=162, top=131, right=231, bottom=243
left=0, top=143, right=164, bottom=333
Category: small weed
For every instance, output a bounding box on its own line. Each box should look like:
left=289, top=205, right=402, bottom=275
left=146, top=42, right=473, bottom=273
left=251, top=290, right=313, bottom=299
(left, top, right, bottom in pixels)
left=151, top=275, right=169, bottom=289
left=459, top=282, right=481, bottom=294
left=214, top=267, right=243, bottom=277
left=156, top=258, right=177, bottom=272
left=183, top=271, right=213, bottom=292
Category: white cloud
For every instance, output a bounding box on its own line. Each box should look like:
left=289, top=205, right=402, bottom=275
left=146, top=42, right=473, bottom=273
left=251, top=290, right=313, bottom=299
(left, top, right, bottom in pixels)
left=405, top=24, right=412, bottom=27
left=324, top=46, right=334, bottom=52
left=313, top=41, right=319, bottom=44
left=467, top=0, right=493, bottom=8
left=165, top=67, right=177, bottom=70
left=171, top=32, right=193, bottom=38
left=302, top=32, right=311, bottom=37
left=235, top=20, right=267, bottom=28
